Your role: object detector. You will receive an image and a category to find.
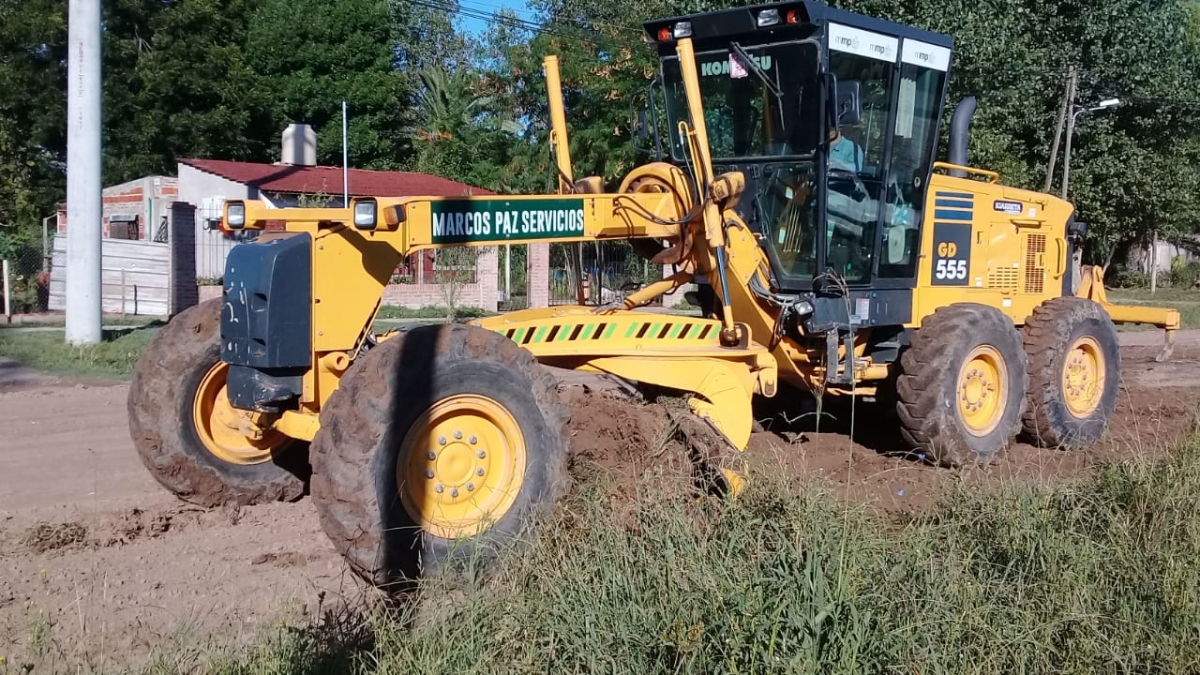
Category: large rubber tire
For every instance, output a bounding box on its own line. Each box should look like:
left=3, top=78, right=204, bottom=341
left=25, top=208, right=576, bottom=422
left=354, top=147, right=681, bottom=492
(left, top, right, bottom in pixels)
left=896, top=304, right=1028, bottom=467
left=127, top=299, right=308, bottom=507
left=309, top=323, right=570, bottom=589
left=1021, top=297, right=1120, bottom=447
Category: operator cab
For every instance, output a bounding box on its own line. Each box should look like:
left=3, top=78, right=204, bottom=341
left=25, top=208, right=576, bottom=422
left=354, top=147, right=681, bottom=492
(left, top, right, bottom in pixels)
left=642, top=2, right=952, bottom=297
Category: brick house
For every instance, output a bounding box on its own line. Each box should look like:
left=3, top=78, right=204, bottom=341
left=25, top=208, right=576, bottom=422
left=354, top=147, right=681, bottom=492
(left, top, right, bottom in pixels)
left=52, top=122, right=540, bottom=313
left=55, top=175, right=179, bottom=242
left=175, top=157, right=506, bottom=311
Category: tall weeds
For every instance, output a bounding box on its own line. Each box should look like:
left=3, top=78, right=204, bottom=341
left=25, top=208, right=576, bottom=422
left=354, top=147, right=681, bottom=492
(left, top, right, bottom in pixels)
left=162, top=438, right=1200, bottom=675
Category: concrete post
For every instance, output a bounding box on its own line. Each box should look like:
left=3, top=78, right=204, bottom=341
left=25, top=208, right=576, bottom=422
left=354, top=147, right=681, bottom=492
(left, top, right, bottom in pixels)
left=65, top=0, right=103, bottom=345
left=528, top=243, right=550, bottom=309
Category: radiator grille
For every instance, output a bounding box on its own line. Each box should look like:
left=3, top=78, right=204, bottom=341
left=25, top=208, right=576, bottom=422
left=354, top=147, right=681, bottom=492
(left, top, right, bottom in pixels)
left=1024, top=234, right=1046, bottom=294
left=987, top=268, right=1019, bottom=292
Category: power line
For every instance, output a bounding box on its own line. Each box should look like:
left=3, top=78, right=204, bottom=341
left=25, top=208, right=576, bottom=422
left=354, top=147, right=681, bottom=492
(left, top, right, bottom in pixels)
left=409, top=0, right=645, bottom=48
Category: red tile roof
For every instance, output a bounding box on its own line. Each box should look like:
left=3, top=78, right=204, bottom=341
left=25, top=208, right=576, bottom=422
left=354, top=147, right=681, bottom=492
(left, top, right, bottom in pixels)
left=178, top=158, right=494, bottom=197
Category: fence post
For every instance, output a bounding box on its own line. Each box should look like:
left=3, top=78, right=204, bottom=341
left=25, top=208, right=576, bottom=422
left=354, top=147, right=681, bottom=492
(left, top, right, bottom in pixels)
left=169, top=202, right=198, bottom=317
left=1149, top=230, right=1158, bottom=295
left=2, top=259, right=10, bottom=322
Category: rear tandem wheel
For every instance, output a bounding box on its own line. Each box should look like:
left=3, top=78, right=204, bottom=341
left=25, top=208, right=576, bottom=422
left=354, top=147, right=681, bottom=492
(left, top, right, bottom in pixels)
left=895, top=303, right=1028, bottom=467
left=1021, top=296, right=1121, bottom=447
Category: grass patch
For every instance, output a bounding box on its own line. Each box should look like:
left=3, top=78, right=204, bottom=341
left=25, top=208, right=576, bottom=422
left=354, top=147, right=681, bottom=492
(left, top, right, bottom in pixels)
left=0, top=325, right=160, bottom=379
left=375, top=305, right=495, bottom=320
left=154, top=432, right=1200, bottom=675
left=1109, top=287, right=1199, bottom=304
left=1108, top=288, right=1200, bottom=330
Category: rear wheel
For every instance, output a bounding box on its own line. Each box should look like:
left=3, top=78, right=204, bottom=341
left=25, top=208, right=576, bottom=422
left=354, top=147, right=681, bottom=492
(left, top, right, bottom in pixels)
left=310, top=324, right=570, bottom=590
left=896, top=304, right=1028, bottom=467
left=1021, top=297, right=1120, bottom=447
left=127, top=299, right=307, bottom=506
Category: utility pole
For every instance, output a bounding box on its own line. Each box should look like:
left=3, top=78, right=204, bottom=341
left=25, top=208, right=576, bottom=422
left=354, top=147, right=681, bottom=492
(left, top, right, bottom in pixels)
left=1062, top=96, right=1121, bottom=201
left=1044, top=66, right=1076, bottom=194
left=342, top=100, right=349, bottom=206
left=65, top=0, right=103, bottom=346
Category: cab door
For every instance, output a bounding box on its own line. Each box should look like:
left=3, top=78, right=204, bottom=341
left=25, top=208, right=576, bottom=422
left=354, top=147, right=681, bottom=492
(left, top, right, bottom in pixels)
left=874, top=38, right=951, bottom=288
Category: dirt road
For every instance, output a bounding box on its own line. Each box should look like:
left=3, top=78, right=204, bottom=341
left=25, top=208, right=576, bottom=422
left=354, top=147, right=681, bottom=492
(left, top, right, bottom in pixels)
left=2, top=331, right=1200, bottom=668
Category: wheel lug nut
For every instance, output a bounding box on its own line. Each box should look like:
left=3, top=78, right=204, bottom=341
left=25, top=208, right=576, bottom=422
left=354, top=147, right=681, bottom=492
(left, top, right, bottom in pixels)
left=450, top=487, right=459, bottom=498
left=469, top=436, right=477, bottom=445
left=467, top=482, right=475, bottom=491
left=425, top=469, right=435, bottom=479
left=477, top=450, right=486, bottom=459
left=428, top=451, right=437, bottom=460
left=454, top=430, right=463, bottom=440
left=438, top=437, right=446, bottom=446
left=476, top=467, right=485, bottom=476
left=435, top=484, right=444, bottom=494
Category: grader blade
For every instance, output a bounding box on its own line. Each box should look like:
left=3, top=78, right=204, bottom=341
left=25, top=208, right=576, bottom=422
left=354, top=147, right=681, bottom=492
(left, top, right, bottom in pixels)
left=1076, top=265, right=1180, bottom=362
left=471, top=307, right=777, bottom=452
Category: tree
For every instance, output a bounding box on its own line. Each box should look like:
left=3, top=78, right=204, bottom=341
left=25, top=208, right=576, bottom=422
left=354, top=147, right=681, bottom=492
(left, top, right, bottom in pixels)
left=246, top=0, right=414, bottom=169
left=0, top=0, right=67, bottom=231
left=433, top=246, right=484, bottom=321
left=104, top=0, right=273, bottom=182
left=410, top=64, right=522, bottom=188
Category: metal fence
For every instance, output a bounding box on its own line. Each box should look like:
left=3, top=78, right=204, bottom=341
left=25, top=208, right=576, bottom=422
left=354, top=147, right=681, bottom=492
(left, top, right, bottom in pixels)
left=1, top=236, right=51, bottom=315
left=498, top=244, right=529, bottom=311
left=549, top=241, right=662, bottom=306
left=195, top=199, right=259, bottom=282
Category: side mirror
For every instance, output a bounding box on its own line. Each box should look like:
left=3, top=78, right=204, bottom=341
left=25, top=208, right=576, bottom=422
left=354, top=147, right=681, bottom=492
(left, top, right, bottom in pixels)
left=630, top=79, right=664, bottom=159
left=835, top=80, right=862, bottom=127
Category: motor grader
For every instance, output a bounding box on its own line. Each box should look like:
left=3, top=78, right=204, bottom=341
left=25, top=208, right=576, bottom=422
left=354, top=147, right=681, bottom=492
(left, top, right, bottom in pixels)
left=128, top=0, right=1179, bottom=589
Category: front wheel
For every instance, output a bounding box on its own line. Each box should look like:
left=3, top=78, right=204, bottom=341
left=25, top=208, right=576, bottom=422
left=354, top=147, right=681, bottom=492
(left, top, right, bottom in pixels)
left=127, top=299, right=308, bottom=507
left=309, top=324, right=571, bottom=590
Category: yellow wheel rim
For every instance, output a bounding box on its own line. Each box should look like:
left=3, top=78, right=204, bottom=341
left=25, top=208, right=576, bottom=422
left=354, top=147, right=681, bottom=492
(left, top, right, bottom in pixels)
left=398, top=395, right=527, bottom=540
left=192, top=362, right=290, bottom=465
left=957, top=345, right=1007, bottom=436
left=1062, top=336, right=1105, bottom=418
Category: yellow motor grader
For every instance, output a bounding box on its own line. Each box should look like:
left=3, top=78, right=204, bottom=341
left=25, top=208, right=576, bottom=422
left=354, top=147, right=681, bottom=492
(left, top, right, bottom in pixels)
left=127, top=0, right=1178, bottom=588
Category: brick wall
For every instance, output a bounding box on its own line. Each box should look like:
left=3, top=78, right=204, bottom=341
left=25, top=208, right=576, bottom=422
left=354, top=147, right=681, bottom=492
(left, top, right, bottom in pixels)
left=528, top=243, right=550, bottom=309
left=59, top=176, right=180, bottom=242
left=381, top=246, right=500, bottom=311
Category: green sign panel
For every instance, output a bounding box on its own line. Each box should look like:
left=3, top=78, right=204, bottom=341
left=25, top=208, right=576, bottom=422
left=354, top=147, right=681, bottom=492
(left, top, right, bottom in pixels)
left=430, top=198, right=586, bottom=244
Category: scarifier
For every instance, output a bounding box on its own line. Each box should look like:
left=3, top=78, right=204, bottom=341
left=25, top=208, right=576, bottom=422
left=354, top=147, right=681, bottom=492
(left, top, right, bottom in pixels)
left=127, top=0, right=1179, bottom=590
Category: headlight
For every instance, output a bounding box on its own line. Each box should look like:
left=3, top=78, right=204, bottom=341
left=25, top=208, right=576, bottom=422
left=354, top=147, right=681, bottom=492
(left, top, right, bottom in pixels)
left=756, top=9, right=781, bottom=26
left=353, top=199, right=377, bottom=230
left=794, top=300, right=814, bottom=316
left=673, top=21, right=692, bottom=38
left=225, top=202, right=245, bottom=229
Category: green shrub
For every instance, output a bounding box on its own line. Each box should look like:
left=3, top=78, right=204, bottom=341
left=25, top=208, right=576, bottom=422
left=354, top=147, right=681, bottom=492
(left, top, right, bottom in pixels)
left=1168, top=257, right=1200, bottom=288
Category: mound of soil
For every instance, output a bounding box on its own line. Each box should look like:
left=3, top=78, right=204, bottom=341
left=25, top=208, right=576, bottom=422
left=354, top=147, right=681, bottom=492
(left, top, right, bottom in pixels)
left=551, top=361, right=1200, bottom=520
left=22, top=522, right=88, bottom=554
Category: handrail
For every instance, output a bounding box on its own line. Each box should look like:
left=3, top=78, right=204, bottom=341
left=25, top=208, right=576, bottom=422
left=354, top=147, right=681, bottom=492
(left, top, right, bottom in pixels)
left=932, top=161, right=1000, bottom=183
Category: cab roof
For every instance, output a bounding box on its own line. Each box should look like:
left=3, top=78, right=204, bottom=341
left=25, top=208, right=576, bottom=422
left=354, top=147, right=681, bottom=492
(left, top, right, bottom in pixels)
left=642, top=0, right=954, bottom=51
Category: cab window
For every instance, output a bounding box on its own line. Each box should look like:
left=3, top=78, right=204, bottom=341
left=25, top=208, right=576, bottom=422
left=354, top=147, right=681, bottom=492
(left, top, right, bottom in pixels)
left=824, top=45, right=893, bottom=283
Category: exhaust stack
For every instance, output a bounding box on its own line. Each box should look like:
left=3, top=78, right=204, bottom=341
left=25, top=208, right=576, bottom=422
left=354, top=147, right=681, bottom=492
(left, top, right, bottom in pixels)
left=947, top=96, right=977, bottom=178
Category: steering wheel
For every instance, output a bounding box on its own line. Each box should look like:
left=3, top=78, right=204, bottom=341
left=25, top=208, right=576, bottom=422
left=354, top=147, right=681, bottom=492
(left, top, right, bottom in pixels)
left=827, top=168, right=868, bottom=201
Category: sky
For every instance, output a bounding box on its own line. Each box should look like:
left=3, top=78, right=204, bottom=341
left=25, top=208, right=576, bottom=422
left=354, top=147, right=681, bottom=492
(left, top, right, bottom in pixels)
left=454, top=0, right=535, bottom=36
